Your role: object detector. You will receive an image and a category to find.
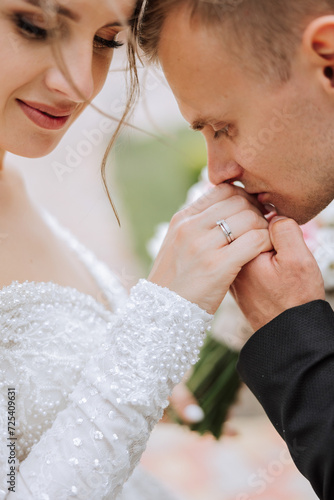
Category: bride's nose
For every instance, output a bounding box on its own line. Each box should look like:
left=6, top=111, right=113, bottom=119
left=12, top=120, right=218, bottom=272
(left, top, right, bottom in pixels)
left=44, top=40, right=95, bottom=103
left=206, top=140, right=244, bottom=185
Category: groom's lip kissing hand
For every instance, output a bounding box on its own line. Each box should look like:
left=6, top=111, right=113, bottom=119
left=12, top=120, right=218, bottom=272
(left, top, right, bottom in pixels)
left=223, top=181, right=275, bottom=217
left=148, top=182, right=273, bottom=315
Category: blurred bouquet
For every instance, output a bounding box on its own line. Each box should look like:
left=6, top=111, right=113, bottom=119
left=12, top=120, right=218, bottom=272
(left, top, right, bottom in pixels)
left=147, top=167, right=334, bottom=439
left=302, top=204, right=334, bottom=291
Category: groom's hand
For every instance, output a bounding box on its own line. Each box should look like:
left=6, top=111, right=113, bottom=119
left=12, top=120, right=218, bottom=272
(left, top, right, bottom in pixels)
left=231, top=216, right=326, bottom=335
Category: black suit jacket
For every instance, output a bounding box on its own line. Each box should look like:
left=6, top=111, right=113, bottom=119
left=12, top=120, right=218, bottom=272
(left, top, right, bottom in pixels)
left=237, top=300, right=334, bottom=500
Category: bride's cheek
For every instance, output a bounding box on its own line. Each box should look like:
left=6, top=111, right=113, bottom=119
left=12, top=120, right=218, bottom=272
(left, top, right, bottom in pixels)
left=93, top=55, right=114, bottom=94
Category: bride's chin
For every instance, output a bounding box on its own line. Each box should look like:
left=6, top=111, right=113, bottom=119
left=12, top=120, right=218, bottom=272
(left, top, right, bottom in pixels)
left=6, top=139, right=62, bottom=159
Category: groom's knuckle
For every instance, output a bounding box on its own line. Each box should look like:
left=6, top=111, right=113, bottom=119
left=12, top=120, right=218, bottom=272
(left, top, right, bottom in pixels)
left=277, top=218, right=299, bottom=234
left=289, top=255, right=310, bottom=274
left=301, top=254, right=316, bottom=271
left=285, top=253, right=298, bottom=268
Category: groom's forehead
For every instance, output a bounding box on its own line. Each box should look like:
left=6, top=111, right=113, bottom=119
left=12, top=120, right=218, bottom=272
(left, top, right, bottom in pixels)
left=159, top=17, right=241, bottom=109
left=158, top=5, right=244, bottom=85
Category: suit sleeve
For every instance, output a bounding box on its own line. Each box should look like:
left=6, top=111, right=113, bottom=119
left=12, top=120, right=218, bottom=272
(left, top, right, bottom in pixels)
left=237, top=300, right=334, bottom=500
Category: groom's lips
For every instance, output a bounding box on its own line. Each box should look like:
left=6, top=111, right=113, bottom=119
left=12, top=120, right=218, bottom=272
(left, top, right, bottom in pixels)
left=256, top=193, right=278, bottom=218
left=229, top=184, right=276, bottom=212
left=257, top=193, right=270, bottom=203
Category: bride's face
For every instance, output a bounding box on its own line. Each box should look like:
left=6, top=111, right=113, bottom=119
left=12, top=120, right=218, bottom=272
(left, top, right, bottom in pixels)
left=0, top=0, right=134, bottom=158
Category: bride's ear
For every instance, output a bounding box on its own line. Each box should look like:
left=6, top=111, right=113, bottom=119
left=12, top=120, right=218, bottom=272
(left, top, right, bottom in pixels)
left=302, top=16, right=334, bottom=89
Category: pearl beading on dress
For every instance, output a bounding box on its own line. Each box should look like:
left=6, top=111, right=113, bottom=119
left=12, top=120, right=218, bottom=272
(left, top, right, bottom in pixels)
left=0, top=280, right=115, bottom=466
left=0, top=210, right=213, bottom=500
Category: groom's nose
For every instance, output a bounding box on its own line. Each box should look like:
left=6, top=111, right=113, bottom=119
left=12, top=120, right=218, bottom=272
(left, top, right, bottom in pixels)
left=207, top=142, right=244, bottom=185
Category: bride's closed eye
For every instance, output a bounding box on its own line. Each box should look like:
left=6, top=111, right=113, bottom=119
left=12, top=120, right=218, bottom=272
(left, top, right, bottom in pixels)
left=93, top=35, right=123, bottom=50
left=13, top=13, right=124, bottom=50
left=14, top=13, right=47, bottom=39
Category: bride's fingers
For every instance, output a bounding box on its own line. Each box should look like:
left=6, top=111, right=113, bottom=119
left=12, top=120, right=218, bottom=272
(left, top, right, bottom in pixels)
left=179, top=183, right=265, bottom=220
left=212, top=210, right=269, bottom=248
left=226, top=185, right=267, bottom=214
left=169, top=202, right=268, bottom=255
left=198, top=195, right=266, bottom=230
left=149, top=188, right=272, bottom=315
left=219, top=229, right=273, bottom=274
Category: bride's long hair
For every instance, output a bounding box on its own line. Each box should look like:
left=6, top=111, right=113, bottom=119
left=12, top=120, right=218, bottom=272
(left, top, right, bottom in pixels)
left=39, top=0, right=144, bottom=225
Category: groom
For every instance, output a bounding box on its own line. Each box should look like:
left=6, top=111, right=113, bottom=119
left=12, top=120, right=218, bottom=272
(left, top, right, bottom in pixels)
left=148, top=1, right=334, bottom=499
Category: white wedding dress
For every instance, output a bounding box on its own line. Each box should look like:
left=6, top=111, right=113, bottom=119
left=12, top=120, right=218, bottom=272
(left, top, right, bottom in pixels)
left=0, top=209, right=212, bottom=499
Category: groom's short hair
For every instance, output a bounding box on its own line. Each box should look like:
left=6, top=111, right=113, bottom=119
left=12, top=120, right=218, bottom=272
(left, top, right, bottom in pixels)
left=138, top=0, right=334, bottom=82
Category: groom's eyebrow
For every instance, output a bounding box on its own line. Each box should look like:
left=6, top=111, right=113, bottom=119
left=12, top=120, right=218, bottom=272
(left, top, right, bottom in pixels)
left=190, top=119, right=207, bottom=131
left=191, top=116, right=230, bottom=131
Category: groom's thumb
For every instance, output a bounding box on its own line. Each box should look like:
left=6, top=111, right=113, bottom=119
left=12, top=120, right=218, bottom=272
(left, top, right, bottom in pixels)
left=269, top=216, right=306, bottom=258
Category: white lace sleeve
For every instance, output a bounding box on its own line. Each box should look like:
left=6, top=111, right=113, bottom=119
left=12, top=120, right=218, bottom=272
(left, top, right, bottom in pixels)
left=7, top=280, right=212, bottom=499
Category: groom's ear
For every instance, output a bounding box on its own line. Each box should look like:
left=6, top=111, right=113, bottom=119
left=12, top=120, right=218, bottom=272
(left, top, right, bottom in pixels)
left=302, top=16, right=334, bottom=89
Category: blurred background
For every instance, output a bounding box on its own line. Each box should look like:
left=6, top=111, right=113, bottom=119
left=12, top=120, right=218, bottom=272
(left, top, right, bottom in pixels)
left=7, top=47, right=318, bottom=499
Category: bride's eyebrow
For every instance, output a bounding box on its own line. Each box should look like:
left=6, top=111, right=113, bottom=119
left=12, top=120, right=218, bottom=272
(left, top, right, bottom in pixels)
left=21, top=0, right=124, bottom=28
left=22, top=0, right=80, bottom=21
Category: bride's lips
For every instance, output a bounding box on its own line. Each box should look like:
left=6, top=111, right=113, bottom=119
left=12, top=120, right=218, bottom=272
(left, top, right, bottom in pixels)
left=17, top=99, right=74, bottom=130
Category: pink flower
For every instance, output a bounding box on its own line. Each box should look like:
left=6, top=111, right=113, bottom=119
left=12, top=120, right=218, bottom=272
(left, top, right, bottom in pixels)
left=301, top=219, right=321, bottom=253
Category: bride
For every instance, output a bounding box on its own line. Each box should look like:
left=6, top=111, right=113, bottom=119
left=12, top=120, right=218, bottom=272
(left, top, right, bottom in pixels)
left=0, top=0, right=272, bottom=498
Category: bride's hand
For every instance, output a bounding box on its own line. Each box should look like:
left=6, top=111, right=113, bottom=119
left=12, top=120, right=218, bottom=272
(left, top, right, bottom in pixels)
left=148, top=183, right=273, bottom=314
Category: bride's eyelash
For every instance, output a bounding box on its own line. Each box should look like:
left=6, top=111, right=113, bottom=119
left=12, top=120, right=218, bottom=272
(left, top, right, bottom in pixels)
left=13, top=14, right=124, bottom=50
left=93, top=35, right=124, bottom=50
left=14, top=14, right=47, bottom=39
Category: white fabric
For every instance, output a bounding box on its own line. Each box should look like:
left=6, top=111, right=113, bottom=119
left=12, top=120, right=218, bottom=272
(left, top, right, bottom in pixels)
left=0, top=209, right=213, bottom=499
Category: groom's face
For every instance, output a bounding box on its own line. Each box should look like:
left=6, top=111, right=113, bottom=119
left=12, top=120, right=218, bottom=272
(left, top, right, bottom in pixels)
left=158, top=6, right=334, bottom=225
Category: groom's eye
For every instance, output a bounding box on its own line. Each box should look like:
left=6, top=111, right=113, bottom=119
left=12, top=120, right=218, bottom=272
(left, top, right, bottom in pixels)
left=214, top=125, right=231, bottom=139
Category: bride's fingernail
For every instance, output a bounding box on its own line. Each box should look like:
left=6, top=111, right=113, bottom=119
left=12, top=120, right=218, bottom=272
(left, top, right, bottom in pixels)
left=183, top=404, right=205, bottom=423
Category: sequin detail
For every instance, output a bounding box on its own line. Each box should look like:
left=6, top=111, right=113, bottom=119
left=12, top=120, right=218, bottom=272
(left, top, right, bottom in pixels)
left=0, top=210, right=213, bottom=499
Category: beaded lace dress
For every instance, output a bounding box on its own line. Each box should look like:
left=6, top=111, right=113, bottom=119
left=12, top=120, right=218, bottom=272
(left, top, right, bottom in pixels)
left=0, top=209, right=213, bottom=499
